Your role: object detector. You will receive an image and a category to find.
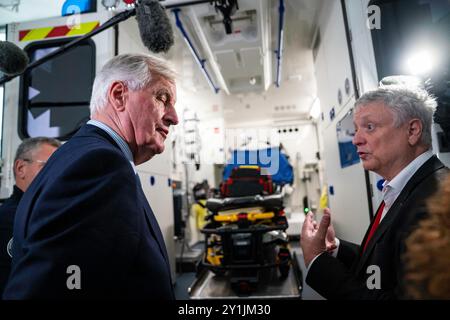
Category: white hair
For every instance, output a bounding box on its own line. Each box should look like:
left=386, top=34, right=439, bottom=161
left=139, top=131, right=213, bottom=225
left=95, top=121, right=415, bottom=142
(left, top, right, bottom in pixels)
left=89, top=53, right=176, bottom=115
left=355, top=86, right=437, bottom=148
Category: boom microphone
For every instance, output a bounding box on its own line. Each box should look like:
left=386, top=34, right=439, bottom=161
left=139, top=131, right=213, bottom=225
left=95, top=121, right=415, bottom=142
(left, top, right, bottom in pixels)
left=0, top=41, right=29, bottom=76
left=0, top=0, right=210, bottom=85
left=136, top=0, right=174, bottom=53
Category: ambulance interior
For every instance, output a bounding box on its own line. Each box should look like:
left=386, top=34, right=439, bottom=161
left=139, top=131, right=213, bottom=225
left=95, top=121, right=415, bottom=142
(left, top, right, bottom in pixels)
left=0, top=0, right=449, bottom=299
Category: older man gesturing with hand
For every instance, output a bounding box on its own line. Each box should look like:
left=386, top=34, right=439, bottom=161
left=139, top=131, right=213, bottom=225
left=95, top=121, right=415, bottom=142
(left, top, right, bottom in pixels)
left=301, top=86, right=448, bottom=300
left=301, top=209, right=337, bottom=268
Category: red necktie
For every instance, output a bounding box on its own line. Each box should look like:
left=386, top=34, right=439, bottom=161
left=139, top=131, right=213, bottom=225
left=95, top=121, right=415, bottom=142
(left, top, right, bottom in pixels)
left=362, top=201, right=385, bottom=252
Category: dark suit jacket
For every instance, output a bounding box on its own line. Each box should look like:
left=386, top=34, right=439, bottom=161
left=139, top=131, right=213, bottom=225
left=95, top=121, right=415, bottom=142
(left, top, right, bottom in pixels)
left=306, top=156, right=448, bottom=300
left=2, top=125, right=174, bottom=299
left=0, top=186, right=23, bottom=297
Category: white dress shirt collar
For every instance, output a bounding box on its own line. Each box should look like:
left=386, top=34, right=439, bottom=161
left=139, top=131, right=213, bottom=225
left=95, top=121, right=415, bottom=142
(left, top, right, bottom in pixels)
left=380, top=150, right=434, bottom=221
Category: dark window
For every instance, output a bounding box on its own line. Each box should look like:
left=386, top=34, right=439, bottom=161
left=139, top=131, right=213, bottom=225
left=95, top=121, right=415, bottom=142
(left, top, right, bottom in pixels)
left=369, top=0, right=449, bottom=137
left=369, top=0, right=449, bottom=80
left=20, top=37, right=95, bottom=140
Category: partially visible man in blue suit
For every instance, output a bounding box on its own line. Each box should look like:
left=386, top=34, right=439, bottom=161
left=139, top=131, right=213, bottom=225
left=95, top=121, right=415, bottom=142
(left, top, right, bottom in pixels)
left=3, top=53, right=179, bottom=299
left=0, top=137, right=60, bottom=297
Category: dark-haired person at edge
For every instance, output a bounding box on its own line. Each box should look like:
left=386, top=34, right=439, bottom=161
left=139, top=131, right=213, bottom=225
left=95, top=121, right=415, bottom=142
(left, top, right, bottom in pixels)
left=403, top=172, right=450, bottom=299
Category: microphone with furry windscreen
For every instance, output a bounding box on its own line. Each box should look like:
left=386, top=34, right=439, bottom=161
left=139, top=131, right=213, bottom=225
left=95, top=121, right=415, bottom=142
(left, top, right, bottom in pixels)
left=136, top=0, right=174, bottom=53
left=0, top=41, right=29, bottom=76
left=0, top=0, right=181, bottom=85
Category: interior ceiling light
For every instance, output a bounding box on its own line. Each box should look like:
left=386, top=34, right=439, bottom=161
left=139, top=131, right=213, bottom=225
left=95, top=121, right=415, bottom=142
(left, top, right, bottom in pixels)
left=102, top=0, right=119, bottom=10
left=406, top=50, right=434, bottom=76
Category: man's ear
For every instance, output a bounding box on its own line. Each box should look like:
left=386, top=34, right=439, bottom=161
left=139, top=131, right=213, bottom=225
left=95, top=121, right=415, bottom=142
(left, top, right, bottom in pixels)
left=407, top=118, right=423, bottom=146
left=107, top=81, right=128, bottom=112
left=14, top=159, right=26, bottom=180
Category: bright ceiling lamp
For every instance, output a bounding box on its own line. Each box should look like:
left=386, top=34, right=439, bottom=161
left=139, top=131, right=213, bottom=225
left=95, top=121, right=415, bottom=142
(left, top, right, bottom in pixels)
left=406, top=50, right=434, bottom=76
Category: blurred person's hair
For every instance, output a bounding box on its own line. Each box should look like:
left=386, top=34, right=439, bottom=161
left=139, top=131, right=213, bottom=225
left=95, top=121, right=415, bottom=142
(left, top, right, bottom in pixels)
left=403, top=173, right=450, bottom=299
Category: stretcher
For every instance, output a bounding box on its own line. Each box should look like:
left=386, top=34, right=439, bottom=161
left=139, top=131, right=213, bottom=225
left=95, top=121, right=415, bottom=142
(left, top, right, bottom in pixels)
left=195, top=165, right=297, bottom=295
left=199, top=192, right=295, bottom=295
left=188, top=251, right=303, bottom=299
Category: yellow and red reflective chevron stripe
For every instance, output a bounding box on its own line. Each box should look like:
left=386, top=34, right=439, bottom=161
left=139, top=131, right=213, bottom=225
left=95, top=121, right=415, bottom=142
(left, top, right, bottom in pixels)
left=19, top=21, right=100, bottom=42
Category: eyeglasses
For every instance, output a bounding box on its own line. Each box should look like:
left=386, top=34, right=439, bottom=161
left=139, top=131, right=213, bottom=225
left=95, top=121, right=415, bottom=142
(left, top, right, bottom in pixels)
left=22, top=159, right=47, bottom=167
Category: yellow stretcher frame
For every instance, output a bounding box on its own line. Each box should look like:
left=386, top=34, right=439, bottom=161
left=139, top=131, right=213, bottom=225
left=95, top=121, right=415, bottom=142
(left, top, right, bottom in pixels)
left=213, top=212, right=275, bottom=223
